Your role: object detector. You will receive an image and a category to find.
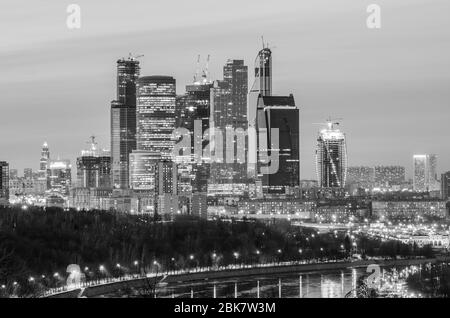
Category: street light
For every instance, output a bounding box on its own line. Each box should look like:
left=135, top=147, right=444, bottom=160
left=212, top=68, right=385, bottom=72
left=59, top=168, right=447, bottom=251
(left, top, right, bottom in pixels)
left=99, top=265, right=105, bottom=271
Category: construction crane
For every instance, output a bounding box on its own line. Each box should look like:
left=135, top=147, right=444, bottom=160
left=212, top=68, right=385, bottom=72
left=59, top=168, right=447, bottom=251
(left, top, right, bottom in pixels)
left=127, top=53, right=144, bottom=61
left=202, top=54, right=210, bottom=82
left=312, top=118, right=344, bottom=130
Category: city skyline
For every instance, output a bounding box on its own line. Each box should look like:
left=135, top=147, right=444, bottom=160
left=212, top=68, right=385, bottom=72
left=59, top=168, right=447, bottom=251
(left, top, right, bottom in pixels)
left=1, top=0, right=450, bottom=179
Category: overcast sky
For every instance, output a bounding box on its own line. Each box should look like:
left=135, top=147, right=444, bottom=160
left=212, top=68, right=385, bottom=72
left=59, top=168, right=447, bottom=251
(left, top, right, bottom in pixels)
left=0, top=0, right=449, bottom=179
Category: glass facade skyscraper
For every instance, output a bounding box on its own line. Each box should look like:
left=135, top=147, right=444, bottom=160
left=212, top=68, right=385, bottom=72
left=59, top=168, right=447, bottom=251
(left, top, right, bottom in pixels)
left=257, top=95, right=300, bottom=194
left=248, top=47, right=272, bottom=178
left=136, top=76, right=176, bottom=159
left=413, top=154, right=439, bottom=191
left=178, top=81, right=214, bottom=194
left=111, top=57, right=140, bottom=189
left=129, top=151, right=160, bottom=191
left=316, top=121, right=348, bottom=188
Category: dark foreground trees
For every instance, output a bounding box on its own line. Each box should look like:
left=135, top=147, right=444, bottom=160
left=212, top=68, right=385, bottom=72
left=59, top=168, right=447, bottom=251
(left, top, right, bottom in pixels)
left=0, top=205, right=435, bottom=297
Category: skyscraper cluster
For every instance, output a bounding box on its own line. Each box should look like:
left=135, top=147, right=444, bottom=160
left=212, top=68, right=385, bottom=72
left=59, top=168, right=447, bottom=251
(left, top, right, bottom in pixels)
left=2, top=44, right=447, bottom=217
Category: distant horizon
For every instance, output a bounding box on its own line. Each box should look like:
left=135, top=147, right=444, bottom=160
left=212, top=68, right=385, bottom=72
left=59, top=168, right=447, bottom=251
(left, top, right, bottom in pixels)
left=1, top=0, right=450, bottom=179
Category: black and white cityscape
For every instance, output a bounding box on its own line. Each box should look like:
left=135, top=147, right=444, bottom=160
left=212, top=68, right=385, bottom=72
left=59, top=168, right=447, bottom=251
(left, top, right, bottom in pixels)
left=1, top=0, right=450, bottom=301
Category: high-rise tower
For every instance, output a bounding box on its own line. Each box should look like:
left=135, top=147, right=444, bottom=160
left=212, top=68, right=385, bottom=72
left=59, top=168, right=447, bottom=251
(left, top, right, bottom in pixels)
left=111, top=56, right=140, bottom=189
left=257, top=94, right=300, bottom=195
left=248, top=45, right=272, bottom=178
left=316, top=120, right=348, bottom=188
left=136, top=76, right=176, bottom=158
left=76, top=136, right=111, bottom=188
left=413, top=154, right=439, bottom=191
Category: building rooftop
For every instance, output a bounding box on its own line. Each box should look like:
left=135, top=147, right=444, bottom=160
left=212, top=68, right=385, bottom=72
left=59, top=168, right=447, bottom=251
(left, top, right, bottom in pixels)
left=261, top=95, right=295, bottom=107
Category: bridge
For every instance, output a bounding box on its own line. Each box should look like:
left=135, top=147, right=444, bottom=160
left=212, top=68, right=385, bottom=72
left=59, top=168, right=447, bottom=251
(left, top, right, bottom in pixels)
left=43, top=257, right=439, bottom=298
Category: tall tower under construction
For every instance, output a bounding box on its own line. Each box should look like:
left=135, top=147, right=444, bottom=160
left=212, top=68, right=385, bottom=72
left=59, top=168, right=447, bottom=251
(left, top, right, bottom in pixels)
left=315, top=120, right=348, bottom=188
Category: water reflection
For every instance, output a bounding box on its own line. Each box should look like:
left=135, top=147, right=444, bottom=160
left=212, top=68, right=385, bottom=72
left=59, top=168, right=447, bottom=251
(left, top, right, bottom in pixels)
left=153, top=268, right=366, bottom=298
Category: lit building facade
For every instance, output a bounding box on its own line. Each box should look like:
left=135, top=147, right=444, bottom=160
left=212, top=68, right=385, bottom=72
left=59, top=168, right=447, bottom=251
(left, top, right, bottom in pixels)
left=441, top=172, right=450, bottom=200
left=316, top=121, right=348, bottom=189
left=248, top=46, right=272, bottom=178
left=111, top=57, right=140, bottom=189
left=347, top=166, right=374, bottom=189
left=0, top=161, right=9, bottom=205
left=47, top=159, right=72, bottom=196
left=136, top=76, right=176, bottom=159
left=413, top=154, right=439, bottom=192
left=374, top=165, right=405, bottom=188
left=372, top=200, right=447, bottom=220
left=129, top=151, right=160, bottom=191
left=38, top=142, right=50, bottom=186
left=237, top=199, right=314, bottom=220
left=76, top=148, right=111, bottom=189
left=156, top=161, right=177, bottom=195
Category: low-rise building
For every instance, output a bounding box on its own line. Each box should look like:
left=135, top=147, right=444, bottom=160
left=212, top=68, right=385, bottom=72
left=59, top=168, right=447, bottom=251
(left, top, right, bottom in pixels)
left=372, top=200, right=447, bottom=220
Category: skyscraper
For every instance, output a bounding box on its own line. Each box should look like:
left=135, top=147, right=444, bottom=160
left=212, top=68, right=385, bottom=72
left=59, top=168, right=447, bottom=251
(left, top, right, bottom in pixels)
left=0, top=161, right=9, bottom=206
left=316, top=121, right=348, bottom=188
left=39, top=142, right=50, bottom=181
left=413, top=154, right=439, bottom=191
left=248, top=46, right=272, bottom=178
left=180, top=77, right=214, bottom=194
left=156, top=161, right=178, bottom=195
left=76, top=137, right=111, bottom=188
left=136, top=76, right=176, bottom=159
left=257, top=94, right=300, bottom=194
left=221, top=60, right=248, bottom=185
left=47, top=159, right=72, bottom=196
left=441, top=172, right=450, bottom=200
left=111, top=57, right=140, bottom=189
left=129, top=151, right=160, bottom=191
left=223, top=59, right=248, bottom=130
